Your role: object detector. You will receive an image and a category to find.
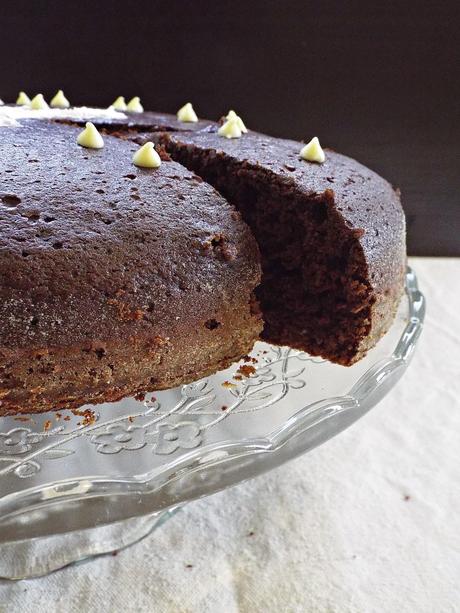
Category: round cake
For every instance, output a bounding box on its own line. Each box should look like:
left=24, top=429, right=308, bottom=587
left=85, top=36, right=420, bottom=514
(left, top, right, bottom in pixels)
left=0, top=105, right=406, bottom=416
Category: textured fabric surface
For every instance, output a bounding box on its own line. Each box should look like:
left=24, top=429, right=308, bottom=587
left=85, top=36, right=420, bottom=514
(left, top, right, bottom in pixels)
left=1, top=257, right=459, bottom=612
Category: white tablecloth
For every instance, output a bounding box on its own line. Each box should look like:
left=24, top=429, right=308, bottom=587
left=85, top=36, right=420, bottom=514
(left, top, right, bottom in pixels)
left=1, top=257, right=459, bottom=613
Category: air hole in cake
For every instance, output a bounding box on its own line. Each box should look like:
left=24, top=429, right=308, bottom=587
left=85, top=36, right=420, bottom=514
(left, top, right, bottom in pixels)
left=205, top=318, right=221, bottom=330
left=1, top=194, right=21, bottom=207
left=165, top=143, right=375, bottom=364
left=43, top=216, right=56, bottom=223
left=52, top=241, right=64, bottom=249
left=210, top=234, right=224, bottom=248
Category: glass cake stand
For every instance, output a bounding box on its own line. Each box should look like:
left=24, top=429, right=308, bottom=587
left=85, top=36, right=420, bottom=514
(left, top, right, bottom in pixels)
left=0, top=268, right=424, bottom=580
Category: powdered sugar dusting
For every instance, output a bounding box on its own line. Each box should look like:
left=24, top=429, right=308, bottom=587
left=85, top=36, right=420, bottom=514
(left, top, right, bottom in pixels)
left=0, top=105, right=127, bottom=128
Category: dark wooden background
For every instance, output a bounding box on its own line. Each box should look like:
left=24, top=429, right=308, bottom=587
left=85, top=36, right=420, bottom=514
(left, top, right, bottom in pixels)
left=1, top=0, right=459, bottom=255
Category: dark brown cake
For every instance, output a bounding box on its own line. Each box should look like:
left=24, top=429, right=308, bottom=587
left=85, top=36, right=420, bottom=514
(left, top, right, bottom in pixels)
left=0, top=109, right=406, bottom=416
left=0, top=121, right=262, bottom=415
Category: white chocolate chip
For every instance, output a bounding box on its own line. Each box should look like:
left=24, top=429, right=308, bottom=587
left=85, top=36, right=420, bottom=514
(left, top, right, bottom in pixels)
left=30, top=94, right=49, bottom=110
left=77, top=122, right=104, bottom=149
left=132, top=142, right=161, bottom=168
left=111, top=96, right=127, bottom=111
left=16, top=91, right=31, bottom=105
left=177, top=102, right=198, bottom=122
left=226, top=110, right=248, bottom=133
left=127, top=96, right=144, bottom=113
left=218, top=116, right=242, bottom=139
left=50, top=89, right=70, bottom=108
left=0, top=99, right=4, bottom=106
left=300, top=137, right=325, bottom=163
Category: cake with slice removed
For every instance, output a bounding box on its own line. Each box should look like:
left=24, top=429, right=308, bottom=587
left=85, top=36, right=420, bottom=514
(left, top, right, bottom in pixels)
left=0, top=106, right=406, bottom=415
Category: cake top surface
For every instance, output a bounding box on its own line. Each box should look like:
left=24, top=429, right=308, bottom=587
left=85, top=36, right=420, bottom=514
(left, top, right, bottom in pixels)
left=0, top=120, right=222, bottom=252
left=158, top=125, right=405, bottom=276
left=0, top=103, right=404, bottom=239
left=73, top=108, right=404, bottom=251
left=0, top=108, right=405, bottom=273
left=162, top=126, right=403, bottom=221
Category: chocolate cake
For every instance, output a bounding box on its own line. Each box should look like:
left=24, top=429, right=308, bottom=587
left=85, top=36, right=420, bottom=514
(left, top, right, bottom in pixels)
left=0, top=107, right=405, bottom=416
left=0, top=120, right=261, bottom=415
